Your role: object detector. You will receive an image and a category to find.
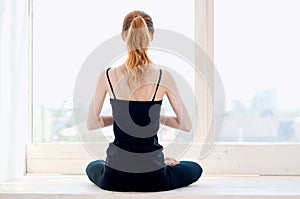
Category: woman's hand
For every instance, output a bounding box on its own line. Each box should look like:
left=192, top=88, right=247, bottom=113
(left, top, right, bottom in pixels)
left=164, top=157, right=180, bottom=166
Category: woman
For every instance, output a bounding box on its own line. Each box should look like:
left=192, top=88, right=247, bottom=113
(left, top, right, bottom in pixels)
left=86, top=10, right=202, bottom=192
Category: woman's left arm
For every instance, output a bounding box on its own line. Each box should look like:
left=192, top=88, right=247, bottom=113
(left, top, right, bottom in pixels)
left=86, top=70, right=113, bottom=130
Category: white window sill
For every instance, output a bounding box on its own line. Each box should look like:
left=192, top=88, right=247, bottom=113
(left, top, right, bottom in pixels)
left=26, top=143, right=300, bottom=175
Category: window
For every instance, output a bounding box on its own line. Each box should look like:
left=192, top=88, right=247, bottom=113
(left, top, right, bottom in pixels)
left=28, top=0, right=300, bottom=175
left=32, top=0, right=195, bottom=143
left=214, top=0, right=300, bottom=142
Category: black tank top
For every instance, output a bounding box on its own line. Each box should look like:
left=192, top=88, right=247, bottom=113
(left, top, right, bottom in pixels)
left=105, top=67, right=166, bottom=173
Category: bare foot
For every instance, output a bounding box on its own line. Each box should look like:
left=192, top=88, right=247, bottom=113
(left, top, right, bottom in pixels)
left=164, top=157, right=180, bottom=166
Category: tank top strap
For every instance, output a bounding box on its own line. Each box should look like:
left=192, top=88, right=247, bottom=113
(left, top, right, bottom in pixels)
left=106, top=67, right=116, bottom=99
left=152, top=69, right=162, bottom=101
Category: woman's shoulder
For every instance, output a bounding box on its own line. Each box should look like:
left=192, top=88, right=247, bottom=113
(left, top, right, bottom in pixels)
left=104, top=64, right=126, bottom=79
left=148, top=66, right=171, bottom=77
left=105, top=64, right=124, bottom=73
left=158, top=68, right=174, bottom=83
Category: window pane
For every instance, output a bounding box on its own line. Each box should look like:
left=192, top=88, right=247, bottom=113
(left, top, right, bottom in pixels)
left=214, top=0, right=300, bottom=142
left=33, top=0, right=195, bottom=143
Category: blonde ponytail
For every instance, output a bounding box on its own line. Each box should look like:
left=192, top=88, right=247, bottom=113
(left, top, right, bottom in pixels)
left=125, top=15, right=152, bottom=89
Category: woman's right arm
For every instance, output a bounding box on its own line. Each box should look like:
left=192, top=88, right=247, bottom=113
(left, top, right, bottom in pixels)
left=160, top=70, right=192, bottom=132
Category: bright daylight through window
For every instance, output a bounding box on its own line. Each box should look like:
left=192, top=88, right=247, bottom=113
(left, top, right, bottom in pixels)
left=215, top=0, right=300, bottom=142
left=32, top=0, right=195, bottom=143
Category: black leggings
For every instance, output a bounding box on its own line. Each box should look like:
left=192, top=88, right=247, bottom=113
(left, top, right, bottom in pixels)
left=86, top=160, right=203, bottom=192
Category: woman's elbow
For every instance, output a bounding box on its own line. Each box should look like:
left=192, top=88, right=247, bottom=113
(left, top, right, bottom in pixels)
left=181, top=123, right=192, bottom=132
left=86, top=122, right=94, bottom=131
left=179, top=119, right=192, bottom=132
left=86, top=121, right=98, bottom=131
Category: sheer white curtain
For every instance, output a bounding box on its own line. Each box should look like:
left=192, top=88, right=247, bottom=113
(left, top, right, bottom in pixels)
left=0, top=0, right=29, bottom=183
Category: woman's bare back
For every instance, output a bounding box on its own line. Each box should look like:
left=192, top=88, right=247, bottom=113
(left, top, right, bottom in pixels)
left=106, top=64, right=166, bottom=101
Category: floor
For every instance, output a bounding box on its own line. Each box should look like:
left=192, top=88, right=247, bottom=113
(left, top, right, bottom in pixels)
left=0, top=175, right=300, bottom=199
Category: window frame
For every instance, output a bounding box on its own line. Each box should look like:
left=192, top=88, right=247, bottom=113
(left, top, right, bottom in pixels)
left=26, top=0, right=300, bottom=175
